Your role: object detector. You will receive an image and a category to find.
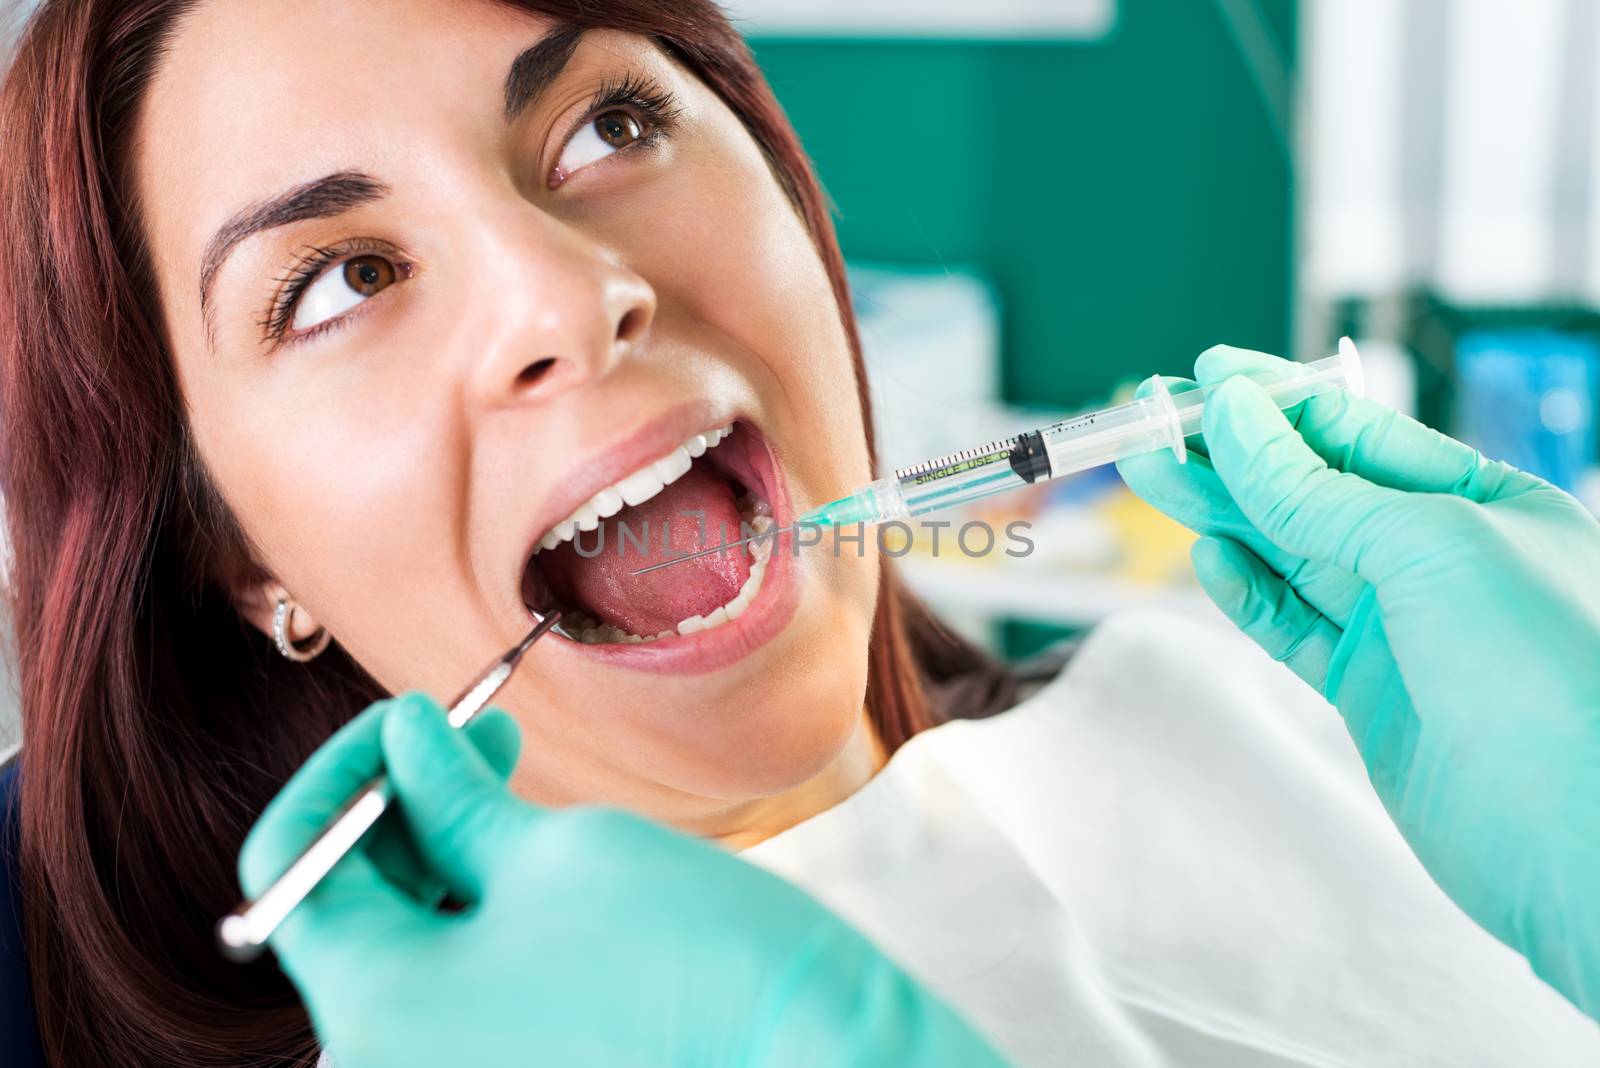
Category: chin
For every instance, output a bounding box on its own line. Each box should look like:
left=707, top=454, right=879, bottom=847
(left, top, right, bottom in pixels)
left=578, top=559, right=876, bottom=804
left=655, top=606, right=875, bottom=800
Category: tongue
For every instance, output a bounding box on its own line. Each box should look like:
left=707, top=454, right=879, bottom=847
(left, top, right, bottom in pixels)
left=540, top=463, right=751, bottom=636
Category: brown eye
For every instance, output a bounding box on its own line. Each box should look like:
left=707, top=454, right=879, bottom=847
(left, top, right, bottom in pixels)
left=343, top=255, right=396, bottom=296
left=286, top=251, right=407, bottom=334
left=593, top=109, right=643, bottom=149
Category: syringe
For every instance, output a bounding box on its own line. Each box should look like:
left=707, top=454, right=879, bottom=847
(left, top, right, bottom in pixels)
left=798, top=338, right=1364, bottom=528
left=628, top=341, right=1363, bottom=578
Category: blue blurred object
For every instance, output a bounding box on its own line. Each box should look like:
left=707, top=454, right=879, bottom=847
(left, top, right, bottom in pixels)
left=1453, top=330, right=1598, bottom=492
left=1, top=757, right=44, bottom=1068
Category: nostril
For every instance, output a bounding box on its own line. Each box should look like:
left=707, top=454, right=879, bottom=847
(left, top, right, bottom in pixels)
left=617, top=307, right=647, bottom=344
left=516, top=357, right=557, bottom=390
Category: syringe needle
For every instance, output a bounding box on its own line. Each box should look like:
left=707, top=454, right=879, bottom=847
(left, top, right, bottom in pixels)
left=629, top=521, right=804, bottom=576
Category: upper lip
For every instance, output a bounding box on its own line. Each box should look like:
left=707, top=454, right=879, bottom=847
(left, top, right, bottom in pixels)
left=509, top=399, right=737, bottom=601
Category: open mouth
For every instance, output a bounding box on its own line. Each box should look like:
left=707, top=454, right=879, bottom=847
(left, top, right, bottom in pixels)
left=520, top=421, right=779, bottom=644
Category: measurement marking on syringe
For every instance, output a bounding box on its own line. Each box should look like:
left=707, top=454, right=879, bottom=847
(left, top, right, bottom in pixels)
left=897, top=443, right=1014, bottom=485
left=1043, top=413, right=1099, bottom=435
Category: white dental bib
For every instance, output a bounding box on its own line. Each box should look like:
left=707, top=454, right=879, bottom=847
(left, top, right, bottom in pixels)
left=740, top=609, right=1600, bottom=1067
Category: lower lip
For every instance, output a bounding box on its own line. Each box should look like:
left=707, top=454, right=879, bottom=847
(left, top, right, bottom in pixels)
left=532, top=428, right=801, bottom=676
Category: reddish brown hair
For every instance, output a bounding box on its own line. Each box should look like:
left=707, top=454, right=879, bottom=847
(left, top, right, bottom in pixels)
left=0, top=1, right=1012, bottom=1064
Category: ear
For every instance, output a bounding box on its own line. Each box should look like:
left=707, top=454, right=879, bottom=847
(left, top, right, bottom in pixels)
left=232, top=580, right=325, bottom=645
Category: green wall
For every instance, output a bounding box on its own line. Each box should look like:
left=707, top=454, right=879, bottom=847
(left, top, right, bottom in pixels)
left=750, top=1, right=1296, bottom=409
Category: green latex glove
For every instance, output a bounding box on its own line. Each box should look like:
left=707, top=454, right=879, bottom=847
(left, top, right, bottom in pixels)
left=238, top=693, right=1009, bottom=1068
left=1117, top=346, right=1600, bottom=1021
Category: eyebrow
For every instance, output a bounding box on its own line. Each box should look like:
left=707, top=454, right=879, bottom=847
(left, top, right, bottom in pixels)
left=196, top=25, right=585, bottom=331
left=503, top=23, right=584, bottom=122
left=197, top=171, right=389, bottom=320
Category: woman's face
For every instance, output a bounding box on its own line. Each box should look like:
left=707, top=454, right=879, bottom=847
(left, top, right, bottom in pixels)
left=134, top=0, right=879, bottom=829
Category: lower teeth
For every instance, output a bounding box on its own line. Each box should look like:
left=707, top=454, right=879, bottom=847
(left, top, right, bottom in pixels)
left=559, top=495, right=774, bottom=645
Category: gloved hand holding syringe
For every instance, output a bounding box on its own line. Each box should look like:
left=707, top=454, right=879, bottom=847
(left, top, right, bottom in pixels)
left=635, top=337, right=1363, bottom=575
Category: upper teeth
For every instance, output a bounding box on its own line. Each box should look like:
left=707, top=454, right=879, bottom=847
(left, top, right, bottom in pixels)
left=534, top=425, right=733, bottom=553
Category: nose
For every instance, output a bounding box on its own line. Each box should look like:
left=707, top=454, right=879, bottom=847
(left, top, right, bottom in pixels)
left=461, top=211, right=656, bottom=411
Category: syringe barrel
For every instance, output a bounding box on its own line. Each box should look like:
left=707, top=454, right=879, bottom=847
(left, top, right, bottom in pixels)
left=893, top=438, right=1029, bottom=517
left=1043, top=337, right=1363, bottom=476
left=1039, top=396, right=1178, bottom=474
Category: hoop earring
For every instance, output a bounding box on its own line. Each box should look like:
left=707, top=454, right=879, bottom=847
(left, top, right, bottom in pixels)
left=273, top=596, right=331, bottom=662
